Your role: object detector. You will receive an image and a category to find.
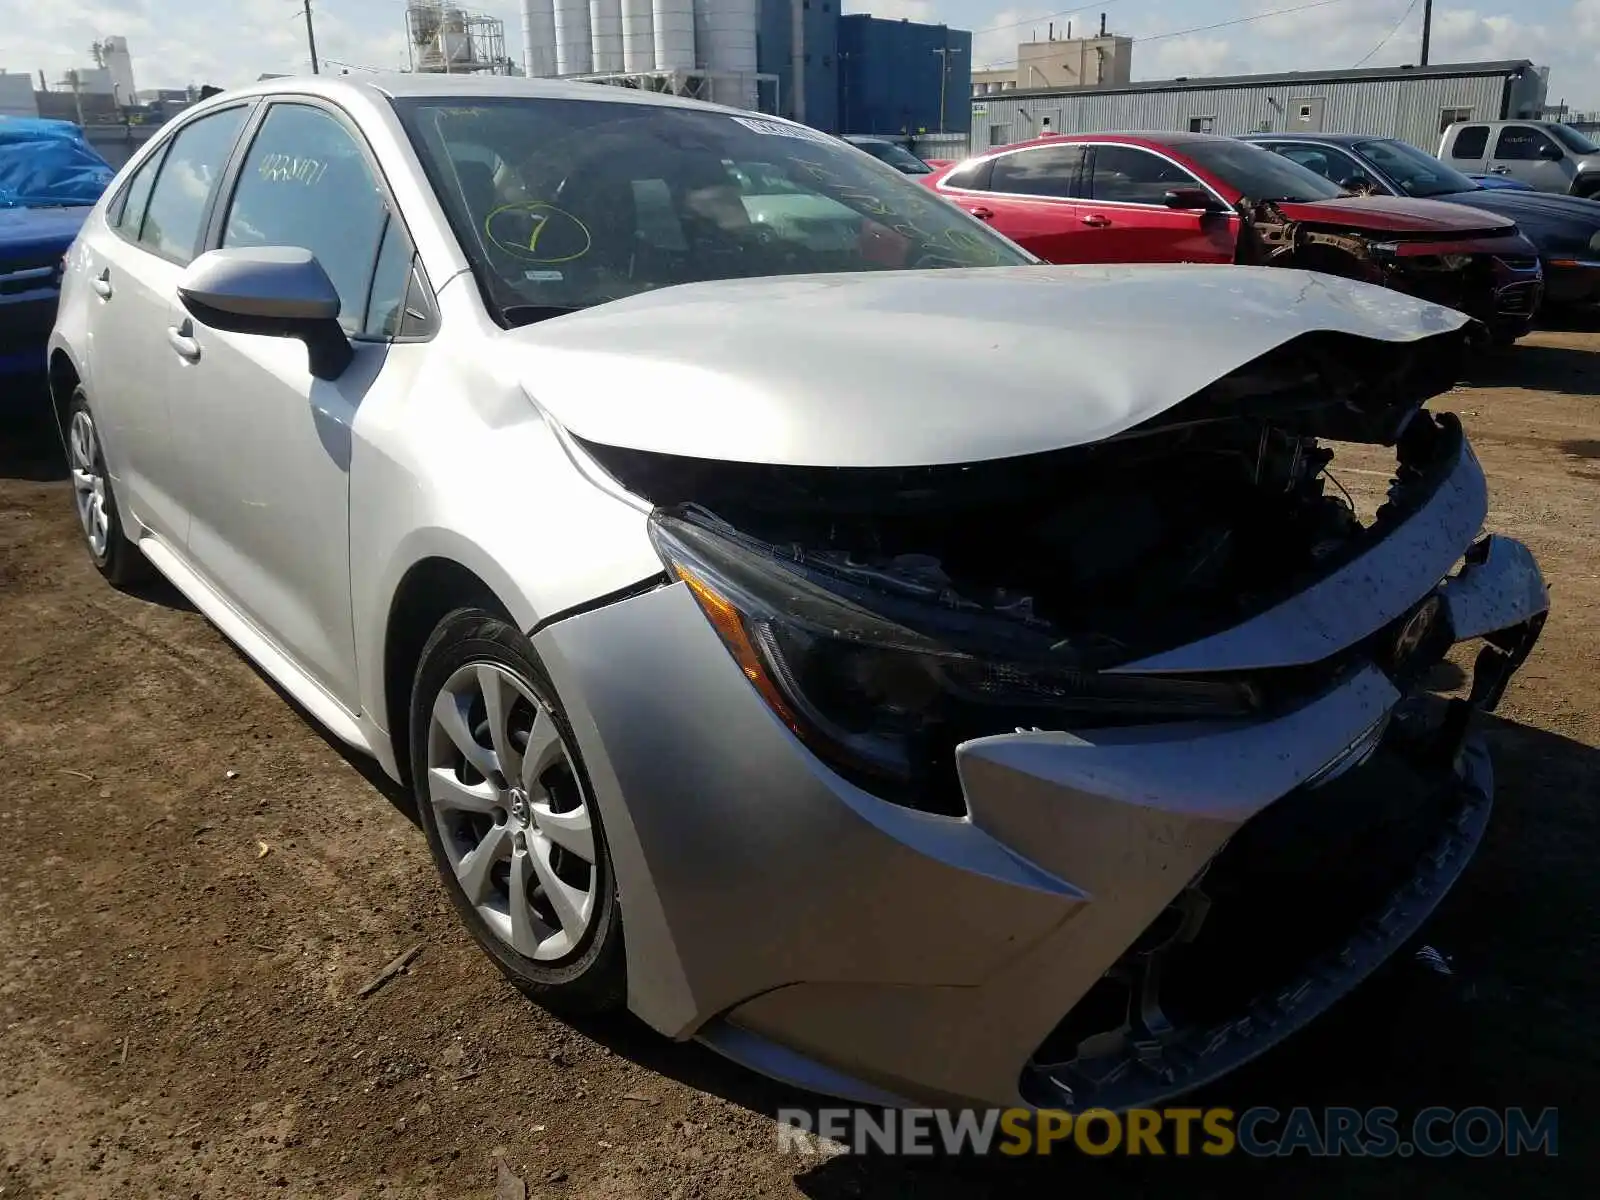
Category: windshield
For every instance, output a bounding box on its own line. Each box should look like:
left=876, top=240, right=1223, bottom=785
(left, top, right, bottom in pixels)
left=851, top=140, right=932, bottom=174
left=1546, top=123, right=1600, bottom=155
left=1353, top=138, right=1476, bottom=197
left=392, top=97, right=1026, bottom=322
left=1181, top=139, right=1345, bottom=202
left=0, top=118, right=113, bottom=209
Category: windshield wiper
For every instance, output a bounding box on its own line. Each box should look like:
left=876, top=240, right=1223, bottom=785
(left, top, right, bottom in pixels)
left=502, top=304, right=588, bottom=328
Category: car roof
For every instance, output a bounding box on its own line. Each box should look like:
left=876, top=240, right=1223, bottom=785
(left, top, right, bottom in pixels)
left=1239, top=132, right=1381, bottom=147
left=188, top=72, right=748, bottom=117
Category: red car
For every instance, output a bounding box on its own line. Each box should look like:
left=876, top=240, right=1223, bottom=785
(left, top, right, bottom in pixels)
left=924, top=132, right=1544, bottom=341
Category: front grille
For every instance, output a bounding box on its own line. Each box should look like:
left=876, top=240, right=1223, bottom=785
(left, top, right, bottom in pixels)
left=1495, top=280, right=1542, bottom=316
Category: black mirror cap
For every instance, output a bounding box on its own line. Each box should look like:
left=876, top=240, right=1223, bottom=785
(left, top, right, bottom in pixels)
left=1164, top=186, right=1222, bottom=210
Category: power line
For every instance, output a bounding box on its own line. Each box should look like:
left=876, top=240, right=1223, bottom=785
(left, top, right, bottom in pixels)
left=972, top=1, right=1132, bottom=39
left=1353, top=0, right=1422, bottom=68
left=978, top=0, right=1353, bottom=70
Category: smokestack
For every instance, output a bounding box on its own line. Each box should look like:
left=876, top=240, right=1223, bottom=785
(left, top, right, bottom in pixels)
left=1066, top=21, right=1071, bottom=38
left=1099, top=12, right=1107, bottom=37
left=1048, top=22, right=1053, bottom=40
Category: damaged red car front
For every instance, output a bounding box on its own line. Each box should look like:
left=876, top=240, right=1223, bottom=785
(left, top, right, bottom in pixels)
left=927, top=131, right=1544, bottom=342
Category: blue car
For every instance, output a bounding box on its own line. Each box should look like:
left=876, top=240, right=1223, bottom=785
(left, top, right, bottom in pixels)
left=1466, top=172, right=1535, bottom=191
left=1, top=118, right=113, bottom=388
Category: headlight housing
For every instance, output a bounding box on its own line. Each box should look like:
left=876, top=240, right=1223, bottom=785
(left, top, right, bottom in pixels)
left=649, top=509, right=1260, bottom=814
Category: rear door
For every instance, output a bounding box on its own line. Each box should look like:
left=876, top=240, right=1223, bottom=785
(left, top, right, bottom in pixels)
left=1441, top=123, right=1491, bottom=174
left=1077, top=144, right=1237, bottom=264
left=1488, top=125, right=1573, bottom=192
left=76, top=102, right=252, bottom=545
left=940, top=142, right=1091, bottom=262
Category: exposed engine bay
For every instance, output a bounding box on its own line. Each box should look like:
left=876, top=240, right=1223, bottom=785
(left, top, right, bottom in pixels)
left=587, top=330, right=1464, bottom=672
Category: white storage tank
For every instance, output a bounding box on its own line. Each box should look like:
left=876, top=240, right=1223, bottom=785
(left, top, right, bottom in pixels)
left=520, top=0, right=558, bottom=76
left=590, top=0, right=624, bottom=72
left=651, top=0, right=694, bottom=71
left=554, top=0, right=593, bottom=74
left=621, top=0, right=656, bottom=71
left=700, top=0, right=758, bottom=108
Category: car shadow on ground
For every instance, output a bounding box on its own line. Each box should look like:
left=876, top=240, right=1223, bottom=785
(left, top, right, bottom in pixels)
left=0, top=388, right=69, bottom=482
left=1466, top=329, right=1600, bottom=398
left=553, top=713, right=1595, bottom=1198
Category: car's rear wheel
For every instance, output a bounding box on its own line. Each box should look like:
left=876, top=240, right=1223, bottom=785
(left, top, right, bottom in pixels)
left=409, top=608, right=625, bottom=1012
left=66, top=388, right=151, bottom=588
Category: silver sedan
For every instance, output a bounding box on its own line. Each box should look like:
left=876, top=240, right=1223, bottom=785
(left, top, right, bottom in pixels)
left=48, top=74, right=1548, bottom=1111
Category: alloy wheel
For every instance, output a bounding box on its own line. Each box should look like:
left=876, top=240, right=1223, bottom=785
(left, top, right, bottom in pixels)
left=68, top=409, right=110, bottom=559
left=426, top=662, right=598, bottom=962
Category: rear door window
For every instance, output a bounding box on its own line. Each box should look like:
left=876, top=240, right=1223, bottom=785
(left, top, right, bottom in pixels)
left=137, top=106, right=249, bottom=264
left=990, top=144, right=1087, bottom=198
left=1448, top=125, right=1489, bottom=158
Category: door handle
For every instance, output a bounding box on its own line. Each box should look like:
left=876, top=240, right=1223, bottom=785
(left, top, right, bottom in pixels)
left=1489, top=166, right=1510, bottom=175
left=91, top=269, right=113, bottom=299
left=166, top=319, right=201, bottom=363
left=1081, top=213, right=1112, bottom=227
left=966, top=206, right=994, bottom=220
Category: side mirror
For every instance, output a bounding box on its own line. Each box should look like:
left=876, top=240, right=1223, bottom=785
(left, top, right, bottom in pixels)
left=177, top=246, right=354, bottom=381
left=1163, top=186, right=1222, bottom=211
left=1539, top=143, right=1564, bottom=161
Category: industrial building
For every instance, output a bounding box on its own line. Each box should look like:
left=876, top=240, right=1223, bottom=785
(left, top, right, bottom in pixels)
left=972, top=17, right=1131, bottom=95
left=971, top=59, right=1550, bottom=155
left=838, top=15, right=970, bottom=137
left=496, top=1, right=969, bottom=137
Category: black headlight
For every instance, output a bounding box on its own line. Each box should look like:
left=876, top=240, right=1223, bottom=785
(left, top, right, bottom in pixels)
left=649, top=509, right=1259, bottom=814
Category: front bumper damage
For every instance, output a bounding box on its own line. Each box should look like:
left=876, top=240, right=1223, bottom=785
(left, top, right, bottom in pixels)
left=533, top=423, right=1547, bottom=1111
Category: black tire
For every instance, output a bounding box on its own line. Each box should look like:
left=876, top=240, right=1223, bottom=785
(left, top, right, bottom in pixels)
left=65, top=387, right=153, bottom=589
left=409, top=607, right=626, bottom=1014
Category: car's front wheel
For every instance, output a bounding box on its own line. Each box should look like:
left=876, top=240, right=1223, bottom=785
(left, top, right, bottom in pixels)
left=65, top=387, right=151, bottom=588
left=409, top=608, right=625, bottom=1013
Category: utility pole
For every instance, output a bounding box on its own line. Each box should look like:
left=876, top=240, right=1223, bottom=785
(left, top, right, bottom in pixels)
left=303, top=0, right=322, bottom=74
left=932, top=42, right=962, bottom=135
left=1420, top=0, right=1432, bottom=67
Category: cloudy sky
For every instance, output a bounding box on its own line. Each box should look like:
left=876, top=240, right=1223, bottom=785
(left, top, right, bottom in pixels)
left=2, top=1, right=1597, bottom=109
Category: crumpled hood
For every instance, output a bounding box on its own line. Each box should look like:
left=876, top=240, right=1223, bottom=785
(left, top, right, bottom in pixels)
left=1274, top=195, right=1515, bottom=234
left=508, top=264, right=1467, bottom=468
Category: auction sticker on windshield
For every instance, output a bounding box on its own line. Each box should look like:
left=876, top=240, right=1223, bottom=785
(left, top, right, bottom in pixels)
left=729, top=116, right=839, bottom=146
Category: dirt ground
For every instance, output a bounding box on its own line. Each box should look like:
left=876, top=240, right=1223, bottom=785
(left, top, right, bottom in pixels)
left=1, top=328, right=1597, bottom=1199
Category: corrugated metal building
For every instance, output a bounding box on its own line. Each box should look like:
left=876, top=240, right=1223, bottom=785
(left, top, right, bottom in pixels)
left=970, top=60, right=1548, bottom=156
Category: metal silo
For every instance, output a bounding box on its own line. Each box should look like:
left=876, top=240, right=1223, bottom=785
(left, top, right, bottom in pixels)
left=701, top=0, right=757, bottom=108
left=590, top=0, right=624, bottom=72
left=520, top=0, right=557, bottom=76
left=651, top=0, right=694, bottom=71
left=554, top=0, right=593, bottom=74
left=621, top=0, right=656, bottom=71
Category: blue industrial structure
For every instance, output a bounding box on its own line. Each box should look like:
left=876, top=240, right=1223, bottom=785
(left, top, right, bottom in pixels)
left=837, top=15, right=972, bottom=136
left=758, top=0, right=841, bottom=134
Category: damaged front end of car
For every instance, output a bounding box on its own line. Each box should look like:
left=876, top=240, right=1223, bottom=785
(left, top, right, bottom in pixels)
left=1239, top=200, right=1545, bottom=343
left=576, top=321, right=1546, bottom=1110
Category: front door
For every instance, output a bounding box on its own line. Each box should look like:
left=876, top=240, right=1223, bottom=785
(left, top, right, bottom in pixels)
left=1488, top=125, right=1574, bottom=192
left=170, top=100, right=425, bottom=709
left=1075, top=145, right=1238, bottom=264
